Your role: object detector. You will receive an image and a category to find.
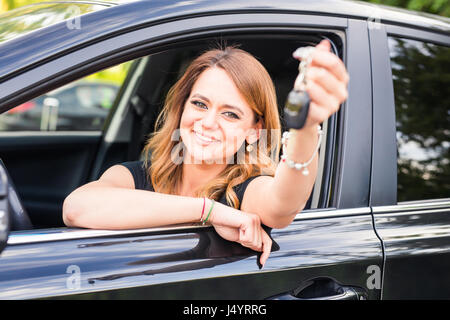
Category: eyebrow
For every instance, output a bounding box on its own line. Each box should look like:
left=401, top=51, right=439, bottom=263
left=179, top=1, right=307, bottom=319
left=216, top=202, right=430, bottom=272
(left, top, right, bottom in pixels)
left=191, top=93, right=245, bottom=117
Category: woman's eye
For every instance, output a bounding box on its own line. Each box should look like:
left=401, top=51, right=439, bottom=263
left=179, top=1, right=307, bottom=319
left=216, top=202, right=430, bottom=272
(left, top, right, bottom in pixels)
left=191, top=100, right=239, bottom=119
left=224, top=112, right=240, bottom=119
left=191, top=100, right=207, bottom=108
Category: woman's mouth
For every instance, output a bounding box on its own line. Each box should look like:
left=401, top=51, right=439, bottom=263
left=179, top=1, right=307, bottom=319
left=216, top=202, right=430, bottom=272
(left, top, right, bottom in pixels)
left=193, top=131, right=220, bottom=145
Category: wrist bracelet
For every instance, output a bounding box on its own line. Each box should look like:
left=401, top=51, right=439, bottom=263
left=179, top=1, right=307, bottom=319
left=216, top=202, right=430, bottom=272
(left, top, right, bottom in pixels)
left=199, top=197, right=206, bottom=222
left=280, top=125, right=323, bottom=176
left=202, top=199, right=215, bottom=225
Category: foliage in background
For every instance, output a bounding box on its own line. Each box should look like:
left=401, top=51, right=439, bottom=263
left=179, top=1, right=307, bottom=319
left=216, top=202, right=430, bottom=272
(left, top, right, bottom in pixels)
left=363, top=0, right=449, bottom=17
left=389, top=38, right=450, bottom=201
left=0, top=0, right=132, bottom=85
left=1, top=0, right=42, bottom=12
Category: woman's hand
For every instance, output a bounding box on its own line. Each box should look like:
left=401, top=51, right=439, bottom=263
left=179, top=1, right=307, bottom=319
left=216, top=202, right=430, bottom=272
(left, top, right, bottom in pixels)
left=294, top=39, right=350, bottom=130
left=208, top=202, right=272, bottom=268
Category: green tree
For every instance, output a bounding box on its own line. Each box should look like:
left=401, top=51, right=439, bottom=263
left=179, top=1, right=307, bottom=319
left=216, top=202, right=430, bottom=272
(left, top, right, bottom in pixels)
left=363, top=0, right=449, bottom=17
left=390, top=38, right=450, bottom=201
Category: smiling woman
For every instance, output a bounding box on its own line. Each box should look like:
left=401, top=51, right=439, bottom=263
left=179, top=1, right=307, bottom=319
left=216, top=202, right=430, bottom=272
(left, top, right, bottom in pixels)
left=63, top=43, right=349, bottom=267
left=147, top=47, right=280, bottom=202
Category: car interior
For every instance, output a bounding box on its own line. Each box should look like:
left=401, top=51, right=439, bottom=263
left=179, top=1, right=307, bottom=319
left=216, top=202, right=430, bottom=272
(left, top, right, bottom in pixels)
left=2, top=31, right=343, bottom=231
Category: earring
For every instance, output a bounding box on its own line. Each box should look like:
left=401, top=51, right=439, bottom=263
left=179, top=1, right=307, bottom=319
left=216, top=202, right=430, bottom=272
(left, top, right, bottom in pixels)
left=246, top=143, right=254, bottom=152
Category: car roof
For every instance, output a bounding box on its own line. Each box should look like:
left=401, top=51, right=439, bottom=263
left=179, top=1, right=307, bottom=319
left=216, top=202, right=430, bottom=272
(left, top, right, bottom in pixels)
left=0, top=0, right=448, bottom=81
left=1, top=0, right=448, bottom=41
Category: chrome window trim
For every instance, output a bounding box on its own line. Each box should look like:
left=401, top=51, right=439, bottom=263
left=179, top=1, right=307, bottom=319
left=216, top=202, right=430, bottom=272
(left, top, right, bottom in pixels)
left=7, top=224, right=209, bottom=246
left=7, top=207, right=371, bottom=246
left=372, top=198, right=450, bottom=214
left=294, top=207, right=371, bottom=220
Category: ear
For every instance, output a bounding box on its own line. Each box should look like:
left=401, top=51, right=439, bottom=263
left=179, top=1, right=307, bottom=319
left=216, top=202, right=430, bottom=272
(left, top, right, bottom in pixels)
left=246, top=117, right=263, bottom=145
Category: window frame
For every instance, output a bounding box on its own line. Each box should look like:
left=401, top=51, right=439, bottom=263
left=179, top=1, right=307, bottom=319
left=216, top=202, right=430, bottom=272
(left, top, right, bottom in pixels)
left=386, top=26, right=449, bottom=205
left=0, top=11, right=369, bottom=232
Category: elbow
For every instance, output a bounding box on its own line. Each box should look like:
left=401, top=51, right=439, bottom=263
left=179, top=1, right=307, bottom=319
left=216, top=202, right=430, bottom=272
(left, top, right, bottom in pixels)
left=62, top=192, right=87, bottom=228
left=263, top=201, right=305, bottom=229
left=269, top=216, right=296, bottom=229
left=263, top=211, right=298, bottom=229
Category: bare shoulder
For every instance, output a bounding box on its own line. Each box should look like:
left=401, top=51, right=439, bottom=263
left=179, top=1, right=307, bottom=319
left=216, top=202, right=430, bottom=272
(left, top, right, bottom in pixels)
left=240, top=175, right=274, bottom=213
left=97, top=164, right=136, bottom=189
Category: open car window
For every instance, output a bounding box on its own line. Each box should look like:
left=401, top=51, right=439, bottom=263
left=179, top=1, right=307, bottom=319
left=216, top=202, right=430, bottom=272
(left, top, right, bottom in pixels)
left=2, top=32, right=344, bottom=231
left=0, top=61, right=132, bottom=132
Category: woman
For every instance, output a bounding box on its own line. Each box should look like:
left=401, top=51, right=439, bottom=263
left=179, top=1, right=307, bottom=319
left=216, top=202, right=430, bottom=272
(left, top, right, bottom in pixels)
left=63, top=39, right=349, bottom=267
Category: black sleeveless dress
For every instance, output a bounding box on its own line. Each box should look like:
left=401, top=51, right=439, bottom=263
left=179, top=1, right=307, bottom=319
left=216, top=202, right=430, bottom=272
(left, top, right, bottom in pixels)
left=120, top=161, right=262, bottom=209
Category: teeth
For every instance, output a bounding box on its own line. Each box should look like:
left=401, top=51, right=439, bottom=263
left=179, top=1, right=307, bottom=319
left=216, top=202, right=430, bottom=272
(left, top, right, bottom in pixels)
left=195, top=131, right=214, bottom=142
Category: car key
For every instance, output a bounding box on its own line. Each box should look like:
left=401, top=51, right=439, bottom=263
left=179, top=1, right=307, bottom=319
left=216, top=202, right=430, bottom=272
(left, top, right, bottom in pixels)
left=283, top=46, right=315, bottom=130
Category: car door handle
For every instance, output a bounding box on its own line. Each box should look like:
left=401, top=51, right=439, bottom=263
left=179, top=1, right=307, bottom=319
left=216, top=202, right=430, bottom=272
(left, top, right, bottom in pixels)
left=266, top=277, right=368, bottom=300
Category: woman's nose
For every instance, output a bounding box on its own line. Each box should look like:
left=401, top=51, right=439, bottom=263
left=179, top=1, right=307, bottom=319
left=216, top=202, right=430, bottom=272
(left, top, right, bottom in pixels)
left=200, top=109, right=219, bottom=129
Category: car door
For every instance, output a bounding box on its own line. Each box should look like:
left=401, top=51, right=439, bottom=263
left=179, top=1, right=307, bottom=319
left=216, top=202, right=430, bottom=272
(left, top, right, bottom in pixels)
left=0, top=2, right=383, bottom=300
left=369, top=22, right=450, bottom=299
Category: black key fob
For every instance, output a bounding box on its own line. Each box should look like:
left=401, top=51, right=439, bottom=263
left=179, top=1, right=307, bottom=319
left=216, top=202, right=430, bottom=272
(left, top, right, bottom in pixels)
left=283, top=90, right=310, bottom=130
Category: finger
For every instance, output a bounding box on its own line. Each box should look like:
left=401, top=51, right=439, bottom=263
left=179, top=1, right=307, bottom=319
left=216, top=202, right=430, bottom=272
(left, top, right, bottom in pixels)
left=315, top=39, right=331, bottom=52
left=239, top=224, right=260, bottom=251
left=246, top=231, right=262, bottom=252
left=240, top=226, right=263, bottom=252
left=253, top=217, right=262, bottom=251
left=306, top=80, right=341, bottom=115
left=245, top=214, right=261, bottom=251
left=304, top=101, right=333, bottom=128
left=259, top=232, right=272, bottom=268
left=306, top=66, right=348, bottom=103
left=239, top=225, right=251, bottom=246
left=310, top=50, right=349, bottom=84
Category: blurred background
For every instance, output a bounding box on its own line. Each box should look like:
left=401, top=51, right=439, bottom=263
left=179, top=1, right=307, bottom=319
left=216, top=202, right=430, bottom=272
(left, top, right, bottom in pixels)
left=1, top=0, right=449, bottom=16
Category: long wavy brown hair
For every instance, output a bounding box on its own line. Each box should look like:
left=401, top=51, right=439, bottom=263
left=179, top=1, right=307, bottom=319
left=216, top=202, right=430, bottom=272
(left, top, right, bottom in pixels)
left=142, top=46, right=281, bottom=209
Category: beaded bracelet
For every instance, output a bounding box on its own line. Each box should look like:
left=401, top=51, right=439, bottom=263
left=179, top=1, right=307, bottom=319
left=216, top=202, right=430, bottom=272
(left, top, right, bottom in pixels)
left=280, top=125, right=323, bottom=176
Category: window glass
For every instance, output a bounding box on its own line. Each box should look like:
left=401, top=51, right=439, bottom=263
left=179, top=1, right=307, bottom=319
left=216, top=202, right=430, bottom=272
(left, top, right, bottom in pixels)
left=388, top=37, right=449, bottom=202
left=0, top=61, right=132, bottom=131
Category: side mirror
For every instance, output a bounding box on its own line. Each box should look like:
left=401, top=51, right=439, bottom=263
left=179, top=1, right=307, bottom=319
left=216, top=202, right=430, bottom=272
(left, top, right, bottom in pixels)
left=0, top=164, right=10, bottom=255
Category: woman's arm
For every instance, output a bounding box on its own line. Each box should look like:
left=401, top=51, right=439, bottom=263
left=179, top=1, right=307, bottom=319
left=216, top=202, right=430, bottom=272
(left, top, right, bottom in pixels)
left=241, top=40, right=349, bottom=229
left=62, top=164, right=206, bottom=229
left=63, top=164, right=273, bottom=265
left=241, top=126, right=319, bottom=229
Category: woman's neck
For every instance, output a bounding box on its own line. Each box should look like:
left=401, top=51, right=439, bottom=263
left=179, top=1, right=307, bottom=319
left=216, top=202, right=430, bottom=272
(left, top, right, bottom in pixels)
left=178, top=162, right=227, bottom=197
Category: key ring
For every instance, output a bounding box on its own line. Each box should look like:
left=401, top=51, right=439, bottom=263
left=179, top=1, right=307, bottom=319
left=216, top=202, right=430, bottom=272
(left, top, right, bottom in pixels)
left=293, top=46, right=315, bottom=90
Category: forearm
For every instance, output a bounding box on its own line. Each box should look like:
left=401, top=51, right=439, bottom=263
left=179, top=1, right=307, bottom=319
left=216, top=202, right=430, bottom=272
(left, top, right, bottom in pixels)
left=63, top=181, right=203, bottom=229
left=270, top=125, right=319, bottom=217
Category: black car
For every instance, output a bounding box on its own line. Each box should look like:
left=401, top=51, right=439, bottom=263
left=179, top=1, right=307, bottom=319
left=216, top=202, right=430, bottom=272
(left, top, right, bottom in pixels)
left=0, top=0, right=448, bottom=300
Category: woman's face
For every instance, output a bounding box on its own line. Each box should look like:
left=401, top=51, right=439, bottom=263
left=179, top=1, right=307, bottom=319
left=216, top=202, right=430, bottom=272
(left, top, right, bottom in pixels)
left=179, top=67, right=261, bottom=164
